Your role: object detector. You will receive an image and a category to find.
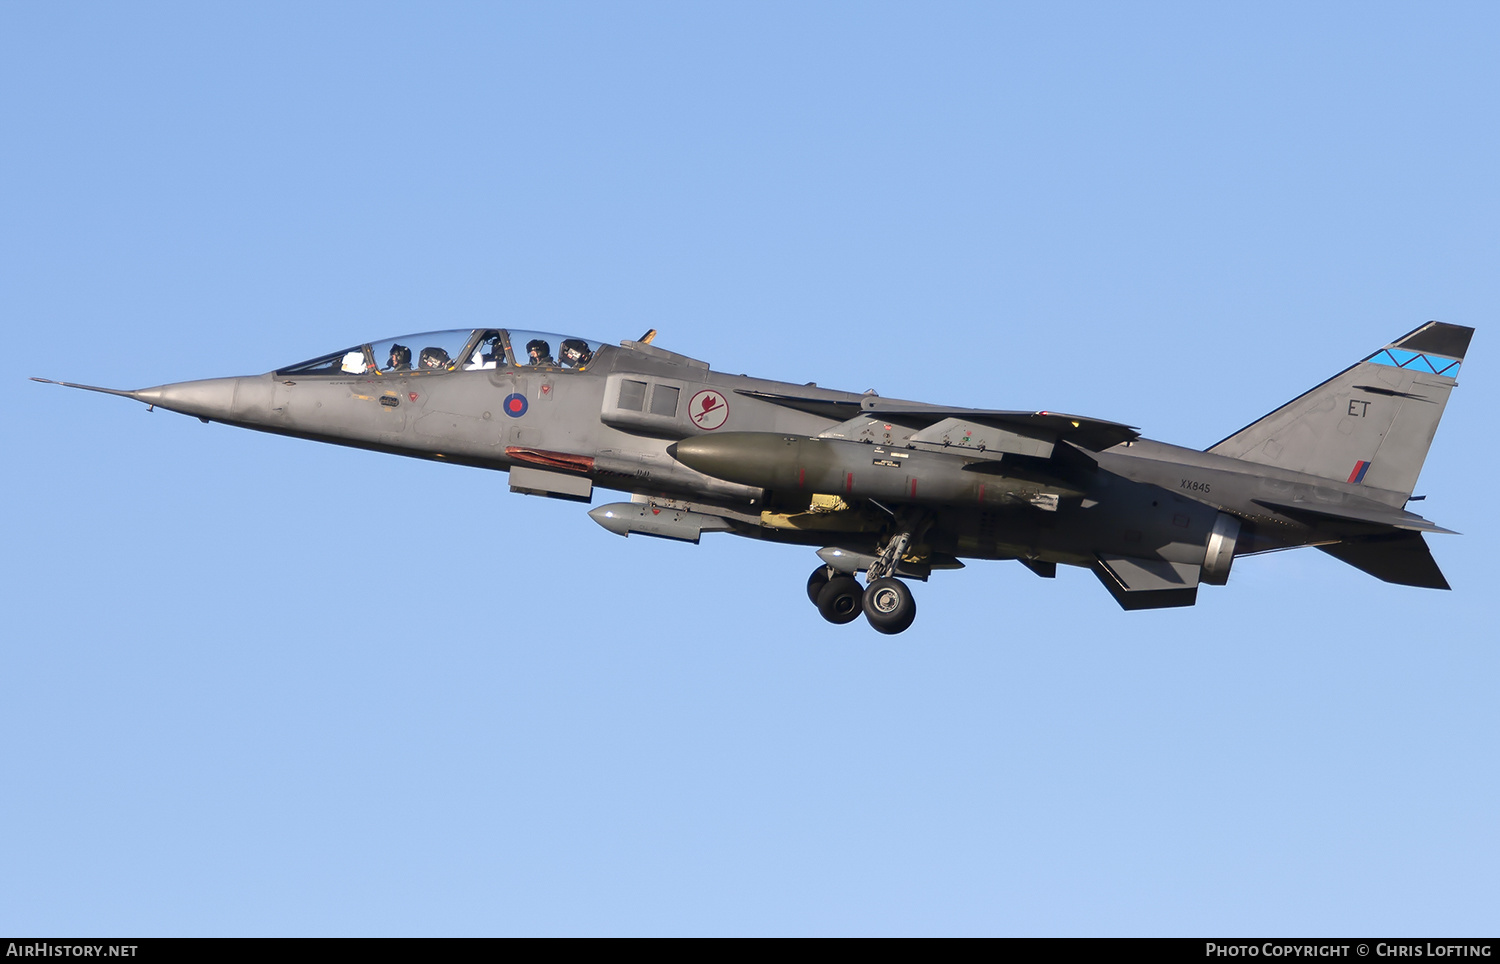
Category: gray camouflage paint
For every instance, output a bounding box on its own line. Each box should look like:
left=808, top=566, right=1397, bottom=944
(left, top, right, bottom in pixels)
left=35, top=322, right=1471, bottom=628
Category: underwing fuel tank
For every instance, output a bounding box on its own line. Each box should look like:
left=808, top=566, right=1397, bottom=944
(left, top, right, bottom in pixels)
left=588, top=502, right=734, bottom=543
left=668, top=432, right=1066, bottom=507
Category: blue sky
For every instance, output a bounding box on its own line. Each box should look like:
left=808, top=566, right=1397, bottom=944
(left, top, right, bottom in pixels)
left=3, top=2, right=1496, bottom=936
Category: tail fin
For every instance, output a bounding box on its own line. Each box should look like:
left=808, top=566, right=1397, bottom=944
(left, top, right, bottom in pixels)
left=1208, top=322, right=1473, bottom=499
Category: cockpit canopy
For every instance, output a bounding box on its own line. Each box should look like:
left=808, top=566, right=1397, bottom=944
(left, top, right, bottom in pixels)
left=275, top=329, right=603, bottom=377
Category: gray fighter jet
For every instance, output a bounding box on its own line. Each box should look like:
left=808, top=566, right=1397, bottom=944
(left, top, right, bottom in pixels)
left=35, top=322, right=1470, bottom=633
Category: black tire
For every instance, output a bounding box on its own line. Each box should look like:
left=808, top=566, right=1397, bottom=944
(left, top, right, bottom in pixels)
left=816, top=575, right=865, bottom=625
left=862, top=577, right=916, bottom=634
left=806, top=566, right=833, bottom=606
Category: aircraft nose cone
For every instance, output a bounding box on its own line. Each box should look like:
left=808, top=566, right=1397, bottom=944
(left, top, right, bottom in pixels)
left=134, top=377, right=253, bottom=421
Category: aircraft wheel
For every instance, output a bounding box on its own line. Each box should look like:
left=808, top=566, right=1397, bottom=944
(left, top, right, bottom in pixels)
left=863, top=577, right=916, bottom=634
left=807, top=566, right=833, bottom=605
left=816, top=575, right=865, bottom=625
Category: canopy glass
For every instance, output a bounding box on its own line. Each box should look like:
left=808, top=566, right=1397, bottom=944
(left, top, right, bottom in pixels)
left=276, top=329, right=604, bottom=377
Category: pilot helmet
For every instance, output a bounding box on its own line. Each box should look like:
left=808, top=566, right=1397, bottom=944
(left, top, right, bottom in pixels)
left=388, top=344, right=411, bottom=367
left=526, top=339, right=550, bottom=362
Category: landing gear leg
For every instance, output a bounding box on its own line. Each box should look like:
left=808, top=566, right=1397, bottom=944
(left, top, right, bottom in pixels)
left=861, top=510, right=929, bottom=634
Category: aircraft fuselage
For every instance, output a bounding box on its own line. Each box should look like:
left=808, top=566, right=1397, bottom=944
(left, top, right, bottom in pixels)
left=39, top=322, right=1468, bottom=628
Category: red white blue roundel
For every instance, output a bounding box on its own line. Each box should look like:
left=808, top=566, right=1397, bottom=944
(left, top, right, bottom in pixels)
left=502, top=393, right=528, bottom=418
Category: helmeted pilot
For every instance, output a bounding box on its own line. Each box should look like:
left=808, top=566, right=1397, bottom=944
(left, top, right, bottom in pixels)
left=466, top=332, right=503, bottom=370
left=387, top=344, right=412, bottom=371
left=559, top=338, right=593, bottom=369
left=525, top=339, right=555, bottom=366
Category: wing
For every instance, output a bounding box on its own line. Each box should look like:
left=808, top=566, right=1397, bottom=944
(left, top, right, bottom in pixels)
left=737, top=390, right=1139, bottom=451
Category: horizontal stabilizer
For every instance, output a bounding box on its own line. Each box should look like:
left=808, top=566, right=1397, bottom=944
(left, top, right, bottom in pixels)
left=1252, top=498, right=1458, bottom=535
left=1092, top=554, right=1200, bottom=610
left=1317, top=532, right=1450, bottom=589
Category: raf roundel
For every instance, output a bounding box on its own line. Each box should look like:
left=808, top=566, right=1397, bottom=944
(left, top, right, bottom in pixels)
left=502, top=392, right=528, bottom=418
left=689, top=389, right=729, bottom=430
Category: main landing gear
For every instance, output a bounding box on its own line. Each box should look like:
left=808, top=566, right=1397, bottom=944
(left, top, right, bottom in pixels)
left=813, top=570, right=865, bottom=625
left=808, top=512, right=925, bottom=634
left=862, top=577, right=916, bottom=634
left=808, top=566, right=918, bottom=633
